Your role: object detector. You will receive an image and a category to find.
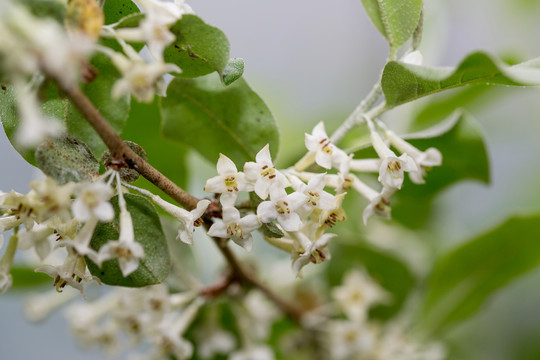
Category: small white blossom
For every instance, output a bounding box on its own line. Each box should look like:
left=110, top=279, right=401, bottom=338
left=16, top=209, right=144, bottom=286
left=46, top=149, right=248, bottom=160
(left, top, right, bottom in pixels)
left=204, top=154, right=250, bottom=207
left=304, top=122, right=347, bottom=169
left=110, top=50, right=181, bottom=103
left=292, top=231, right=336, bottom=277
left=385, top=130, right=442, bottom=184
left=24, top=287, right=78, bottom=322
left=290, top=173, right=336, bottom=218
left=329, top=320, right=376, bottom=360
left=244, top=144, right=289, bottom=200
left=257, top=183, right=304, bottom=232
left=332, top=269, right=390, bottom=322
left=35, top=249, right=96, bottom=297
left=207, top=207, right=260, bottom=251
left=0, top=233, right=19, bottom=293
left=370, top=128, right=417, bottom=189
left=72, top=182, right=114, bottom=222
left=17, top=223, right=54, bottom=261
left=230, top=346, right=275, bottom=360
left=196, top=328, right=236, bottom=359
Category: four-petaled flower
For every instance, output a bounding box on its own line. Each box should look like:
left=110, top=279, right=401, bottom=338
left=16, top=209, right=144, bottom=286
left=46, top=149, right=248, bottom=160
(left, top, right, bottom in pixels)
left=370, top=129, right=417, bottom=189
left=292, top=173, right=336, bottom=218
left=305, top=122, right=346, bottom=169
left=204, top=154, right=250, bottom=207
left=208, top=207, right=261, bottom=251
left=257, top=183, right=304, bottom=232
left=385, top=130, right=442, bottom=184
left=72, top=182, right=114, bottom=223
left=244, top=144, right=288, bottom=200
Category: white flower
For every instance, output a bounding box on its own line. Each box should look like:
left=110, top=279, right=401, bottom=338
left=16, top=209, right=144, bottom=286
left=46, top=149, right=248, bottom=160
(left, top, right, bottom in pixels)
left=207, top=207, right=260, bottom=251
left=110, top=50, right=181, bottom=103
left=12, top=80, right=63, bottom=148
left=244, top=144, right=289, bottom=200
left=124, top=184, right=210, bottom=245
left=329, top=320, right=376, bottom=360
left=0, top=215, right=23, bottom=249
left=197, top=328, right=236, bottom=359
left=385, top=130, right=442, bottom=184
left=257, top=183, right=304, bottom=232
left=17, top=223, right=54, bottom=261
left=332, top=269, right=389, bottom=322
left=204, top=154, right=250, bottom=207
left=28, top=177, right=74, bottom=222
left=35, top=250, right=96, bottom=297
left=96, top=206, right=144, bottom=277
left=0, top=233, right=19, bottom=293
left=349, top=176, right=395, bottom=225
left=292, top=231, right=336, bottom=277
left=72, top=182, right=114, bottom=222
left=290, top=173, right=336, bottom=218
left=370, top=129, right=417, bottom=189
left=304, top=122, right=346, bottom=169
left=230, top=346, right=275, bottom=360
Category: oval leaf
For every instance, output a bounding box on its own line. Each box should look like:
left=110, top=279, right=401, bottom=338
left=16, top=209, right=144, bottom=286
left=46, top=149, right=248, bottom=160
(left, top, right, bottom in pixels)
left=164, top=15, right=230, bottom=78
left=421, top=214, right=540, bottom=334
left=86, top=194, right=171, bottom=287
left=160, top=74, right=280, bottom=166
left=361, top=0, right=422, bottom=47
left=382, top=51, right=540, bottom=108
left=35, top=134, right=99, bottom=184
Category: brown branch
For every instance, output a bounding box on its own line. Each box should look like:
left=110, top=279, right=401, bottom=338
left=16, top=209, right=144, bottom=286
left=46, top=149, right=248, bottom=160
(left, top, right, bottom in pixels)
left=50, top=72, right=304, bottom=323
left=210, top=233, right=304, bottom=322
left=51, top=75, right=200, bottom=211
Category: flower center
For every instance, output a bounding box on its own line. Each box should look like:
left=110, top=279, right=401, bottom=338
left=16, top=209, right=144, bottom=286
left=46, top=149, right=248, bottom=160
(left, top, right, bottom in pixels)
left=224, top=176, right=239, bottom=192
left=387, top=160, right=402, bottom=177
left=82, top=191, right=99, bottom=208
left=306, top=190, right=320, bottom=206
left=319, top=138, right=333, bottom=155
left=342, top=176, right=354, bottom=190
left=275, top=200, right=290, bottom=215
left=226, top=223, right=243, bottom=239
left=115, top=245, right=133, bottom=259
left=260, top=164, right=276, bottom=179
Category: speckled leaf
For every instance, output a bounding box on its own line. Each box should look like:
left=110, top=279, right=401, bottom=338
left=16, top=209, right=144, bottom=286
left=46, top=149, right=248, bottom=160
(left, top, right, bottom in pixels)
left=86, top=194, right=170, bottom=287
left=361, top=0, right=422, bottom=47
left=103, top=0, right=139, bottom=25
left=382, top=52, right=540, bottom=108
left=164, top=15, right=230, bottom=78
left=222, top=58, right=245, bottom=86
left=35, top=134, right=99, bottom=184
left=160, top=74, right=279, bottom=166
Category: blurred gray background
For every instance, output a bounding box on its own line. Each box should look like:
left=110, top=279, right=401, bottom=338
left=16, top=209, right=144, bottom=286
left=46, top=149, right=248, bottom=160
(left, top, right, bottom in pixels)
left=2, top=0, right=540, bottom=359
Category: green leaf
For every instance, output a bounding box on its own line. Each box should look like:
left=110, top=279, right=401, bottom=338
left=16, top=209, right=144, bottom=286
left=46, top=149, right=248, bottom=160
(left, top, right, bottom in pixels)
left=20, top=0, right=66, bottom=23
left=361, top=0, right=422, bottom=47
left=35, top=134, right=99, bottom=184
left=122, top=97, right=188, bottom=198
left=327, top=241, right=416, bottom=320
left=164, top=15, right=230, bottom=78
left=103, top=0, right=139, bottom=25
left=10, top=266, right=51, bottom=289
left=382, top=51, right=540, bottom=108
left=393, top=111, right=490, bottom=228
left=86, top=194, right=171, bottom=287
left=0, top=84, right=37, bottom=165
left=221, top=58, right=245, bottom=86
left=421, top=214, right=540, bottom=334
left=160, top=74, right=279, bottom=166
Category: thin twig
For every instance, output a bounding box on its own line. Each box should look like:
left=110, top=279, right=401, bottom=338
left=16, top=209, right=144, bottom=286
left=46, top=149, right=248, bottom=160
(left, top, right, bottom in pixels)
left=50, top=74, right=200, bottom=211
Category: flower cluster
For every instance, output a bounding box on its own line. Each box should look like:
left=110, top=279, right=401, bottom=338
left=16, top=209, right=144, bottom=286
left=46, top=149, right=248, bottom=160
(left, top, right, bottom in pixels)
left=0, top=170, right=157, bottom=296
left=197, top=121, right=442, bottom=277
